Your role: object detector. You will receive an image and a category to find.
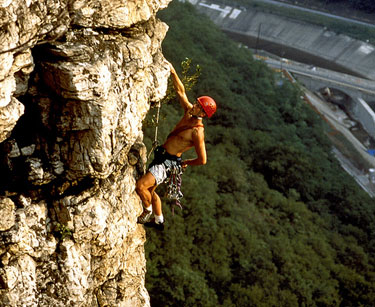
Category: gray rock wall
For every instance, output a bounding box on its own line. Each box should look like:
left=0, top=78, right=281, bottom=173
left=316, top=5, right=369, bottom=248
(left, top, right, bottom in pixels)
left=0, top=0, right=171, bottom=306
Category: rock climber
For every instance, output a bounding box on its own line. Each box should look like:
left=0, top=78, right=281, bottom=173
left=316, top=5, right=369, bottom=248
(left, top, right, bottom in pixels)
left=136, top=62, right=217, bottom=230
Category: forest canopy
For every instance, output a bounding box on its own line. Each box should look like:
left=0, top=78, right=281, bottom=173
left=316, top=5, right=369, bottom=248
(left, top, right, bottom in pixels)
left=142, top=2, right=375, bottom=306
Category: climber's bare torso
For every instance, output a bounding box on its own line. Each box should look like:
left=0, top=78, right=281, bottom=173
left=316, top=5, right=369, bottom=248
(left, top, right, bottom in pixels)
left=163, top=112, right=205, bottom=159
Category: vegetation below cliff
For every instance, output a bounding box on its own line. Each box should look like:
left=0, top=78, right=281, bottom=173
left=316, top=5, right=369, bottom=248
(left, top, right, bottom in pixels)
left=142, top=2, right=375, bottom=306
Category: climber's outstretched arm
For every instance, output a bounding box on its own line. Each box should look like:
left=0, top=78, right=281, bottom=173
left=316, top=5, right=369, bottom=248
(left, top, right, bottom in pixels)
left=168, top=62, right=193, bottom=112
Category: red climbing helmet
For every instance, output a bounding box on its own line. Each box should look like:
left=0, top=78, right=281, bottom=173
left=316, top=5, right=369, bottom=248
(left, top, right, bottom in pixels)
left=197, top=96, right=217, bottom=118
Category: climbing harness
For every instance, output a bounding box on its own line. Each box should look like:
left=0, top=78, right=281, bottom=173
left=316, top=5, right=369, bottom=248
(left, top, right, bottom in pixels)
left=166, top=164, right=184, bottom=214
left=148, top=145, right=185, bottom=214
left=147, top=100, right=162, bottom=160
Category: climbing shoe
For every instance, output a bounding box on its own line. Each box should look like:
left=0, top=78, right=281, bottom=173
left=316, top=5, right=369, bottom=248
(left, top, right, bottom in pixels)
left=137, top=208, right=153, bottom=224
left=144, top=219, right=164, bottom=231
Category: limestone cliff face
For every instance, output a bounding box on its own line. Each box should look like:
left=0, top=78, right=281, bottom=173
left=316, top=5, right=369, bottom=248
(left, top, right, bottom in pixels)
left=0, top=0, right=171, bottom=306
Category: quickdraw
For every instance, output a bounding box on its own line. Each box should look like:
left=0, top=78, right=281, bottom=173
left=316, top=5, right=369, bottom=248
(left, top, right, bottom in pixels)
left=166, top=165, right=184, bottom=214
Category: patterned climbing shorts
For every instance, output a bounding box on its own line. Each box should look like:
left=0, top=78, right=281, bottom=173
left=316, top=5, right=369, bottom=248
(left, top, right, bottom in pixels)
left=148, top=146, right=181, bottom=185
left=148, top=163, right=167, bottom=185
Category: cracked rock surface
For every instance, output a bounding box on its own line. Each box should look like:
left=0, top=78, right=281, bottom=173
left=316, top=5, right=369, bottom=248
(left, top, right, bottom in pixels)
left=0, top=0, right=171, bottom=306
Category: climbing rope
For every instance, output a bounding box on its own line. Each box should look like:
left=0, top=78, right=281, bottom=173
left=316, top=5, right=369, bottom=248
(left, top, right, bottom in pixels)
left=147, top=100, right=162, bottom=160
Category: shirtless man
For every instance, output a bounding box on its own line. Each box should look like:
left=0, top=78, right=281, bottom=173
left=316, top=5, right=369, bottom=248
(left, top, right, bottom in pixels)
left=136, top=62, right=217, bottom=230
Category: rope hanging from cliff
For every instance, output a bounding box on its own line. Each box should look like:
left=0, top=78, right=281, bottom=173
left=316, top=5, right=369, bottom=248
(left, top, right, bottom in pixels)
left=147, top=101, right=162, bottom=160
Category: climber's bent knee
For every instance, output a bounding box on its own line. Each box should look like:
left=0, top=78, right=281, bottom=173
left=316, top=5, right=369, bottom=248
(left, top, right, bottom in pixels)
left=136, top=172, right=157, bottom=193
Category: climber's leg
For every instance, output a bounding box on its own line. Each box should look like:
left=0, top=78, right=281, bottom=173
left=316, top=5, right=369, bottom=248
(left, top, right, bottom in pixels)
left=151, top=187, right=162, bottom=216
left=136, top=171, right=156, bottom=209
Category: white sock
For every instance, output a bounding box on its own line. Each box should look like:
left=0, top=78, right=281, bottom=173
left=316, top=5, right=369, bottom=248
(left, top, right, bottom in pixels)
left=155, top=214, right=164, bottom=224
left=145, top=205, right=152, bottom=212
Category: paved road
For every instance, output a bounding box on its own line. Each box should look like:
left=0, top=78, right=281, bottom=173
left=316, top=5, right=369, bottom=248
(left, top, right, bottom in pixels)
left=257, top=0, right=375, bottom=28
left=305, top=91, right=368, bottom=158
left=259, top=55, right=375, bottom=165
left=258, top=53, right=375, bottom=196
left=262, top=57, right=375, bottom=96
left=331, top=147, right=375, bottom=197
left=304, top=90, right=375, bottom=196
